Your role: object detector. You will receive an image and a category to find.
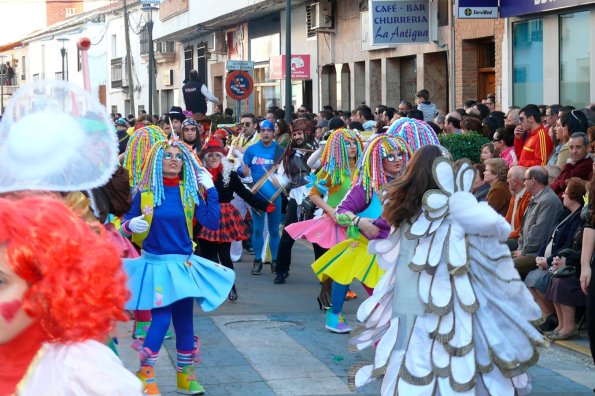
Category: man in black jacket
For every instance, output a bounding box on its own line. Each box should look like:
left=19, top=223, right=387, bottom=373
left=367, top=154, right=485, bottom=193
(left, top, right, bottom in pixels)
left=182, top=69, right=219, bottom=114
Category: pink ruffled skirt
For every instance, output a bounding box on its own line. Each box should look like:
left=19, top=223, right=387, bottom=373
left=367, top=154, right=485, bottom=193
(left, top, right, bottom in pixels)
left=285, top=215, right=347, bottom=249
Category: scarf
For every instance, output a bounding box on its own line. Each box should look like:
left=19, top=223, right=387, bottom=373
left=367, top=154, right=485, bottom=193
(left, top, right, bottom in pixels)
left=163, top=176, right=180, bottom=187
left=207, top=165, right=222, bottom=181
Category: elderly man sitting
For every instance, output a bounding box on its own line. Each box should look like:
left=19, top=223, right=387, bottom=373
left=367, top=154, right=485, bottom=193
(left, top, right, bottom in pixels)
left=512, top=166, right=564, bottom=278
left=550, top=132, right=593, bottom=199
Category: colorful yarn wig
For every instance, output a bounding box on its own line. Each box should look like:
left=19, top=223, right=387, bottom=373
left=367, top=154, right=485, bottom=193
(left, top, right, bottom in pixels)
left=355, top=135, right=413, bottom=202
left=386, top=117, right=440, bottom=152
left=320, top=128, right=363, bottom=186
left=123, top=125, right=168, bottom=188
left=137, top=139, right=206, bottom=207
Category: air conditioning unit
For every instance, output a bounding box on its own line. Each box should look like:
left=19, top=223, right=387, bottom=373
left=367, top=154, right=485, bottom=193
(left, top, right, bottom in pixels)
left=311, top=0, right=333, bottom=30
left=208, top=32, right=226, bottom=54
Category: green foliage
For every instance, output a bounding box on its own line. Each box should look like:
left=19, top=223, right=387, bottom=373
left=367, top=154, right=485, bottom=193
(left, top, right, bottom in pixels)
left=207, top=113, right=235, bottom=130
left=438, top=132, right=490, bottom=163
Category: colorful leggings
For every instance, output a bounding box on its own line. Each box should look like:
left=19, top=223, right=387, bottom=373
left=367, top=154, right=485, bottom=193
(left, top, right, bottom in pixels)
left=143, top=297, right=195, bottom=354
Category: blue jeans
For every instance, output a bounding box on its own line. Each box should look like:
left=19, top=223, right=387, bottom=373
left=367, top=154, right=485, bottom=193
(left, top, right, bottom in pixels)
left=250, top=195, right=282, bottom=261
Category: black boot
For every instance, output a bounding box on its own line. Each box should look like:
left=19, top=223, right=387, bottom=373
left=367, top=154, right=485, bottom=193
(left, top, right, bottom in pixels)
left=274, top=272, right=286, bottom=284
left=228, top=285, right=238, bottom=301
left=251, top=260, right=263, bottom=275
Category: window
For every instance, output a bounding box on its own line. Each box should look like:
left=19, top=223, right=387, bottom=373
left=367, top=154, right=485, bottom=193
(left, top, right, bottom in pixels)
left=21, top=56, right=25, bottom=80
left=197, top=44, right=207, bottom=83
left=184, top=45, right=193, bottom=80
left=560, top=11, right=590, bottom=108
left=140, top=29, right=149, bottom=55
left=512, top=19, right=543, bottom=106
left=111, top=34, right=117, bottom=59
left=111, top=57, right=123, bottom=88
left=65, top=8, right=75, bottom=17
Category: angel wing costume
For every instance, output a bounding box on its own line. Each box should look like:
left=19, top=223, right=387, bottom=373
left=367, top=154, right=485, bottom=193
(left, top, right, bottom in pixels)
left=350, top=158, right=546, bottom=395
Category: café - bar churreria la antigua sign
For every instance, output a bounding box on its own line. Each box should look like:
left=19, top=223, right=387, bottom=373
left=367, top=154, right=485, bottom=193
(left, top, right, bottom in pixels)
left=369, top=0, right=430, bottom=45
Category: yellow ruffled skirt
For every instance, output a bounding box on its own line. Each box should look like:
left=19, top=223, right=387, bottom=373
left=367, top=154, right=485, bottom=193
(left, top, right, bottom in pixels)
left=311, top=234, right=384, bottom=288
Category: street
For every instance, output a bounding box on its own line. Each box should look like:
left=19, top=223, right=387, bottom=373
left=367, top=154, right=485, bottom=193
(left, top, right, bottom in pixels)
left=118, top=240, right=595, bottom=395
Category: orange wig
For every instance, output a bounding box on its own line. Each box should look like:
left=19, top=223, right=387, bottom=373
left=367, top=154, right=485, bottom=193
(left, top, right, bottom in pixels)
left=0, top=195, right=130, bottom=343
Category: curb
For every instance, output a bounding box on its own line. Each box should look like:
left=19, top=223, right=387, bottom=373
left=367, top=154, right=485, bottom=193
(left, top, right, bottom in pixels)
left=553, top=339, right=592, bottom=358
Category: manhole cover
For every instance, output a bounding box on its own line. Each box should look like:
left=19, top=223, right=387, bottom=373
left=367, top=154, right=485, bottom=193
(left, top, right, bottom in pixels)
left=224, top=319, right=302, bottom=330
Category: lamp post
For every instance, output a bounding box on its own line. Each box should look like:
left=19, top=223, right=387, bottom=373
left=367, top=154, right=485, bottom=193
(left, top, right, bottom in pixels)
left=0, top=54, right=5, bottom=114
left=57, top=37, right=69, bottom=80
left=142, top=1, right=158, bottom=116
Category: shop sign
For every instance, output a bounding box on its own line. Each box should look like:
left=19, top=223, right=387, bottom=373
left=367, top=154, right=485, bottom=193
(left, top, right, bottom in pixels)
left=226, top=60, right=254, bottom=71
left=269, top=55, right=311, bottom=80
left=500, top=0, right=593, bottom=18
left=458, top=0, right=498, bottom=19
left=369, top=0, right=430, bottom=45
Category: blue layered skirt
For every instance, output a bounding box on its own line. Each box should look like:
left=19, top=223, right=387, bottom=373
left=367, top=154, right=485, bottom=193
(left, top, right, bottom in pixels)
left=124, top=251, right=235, bottom=312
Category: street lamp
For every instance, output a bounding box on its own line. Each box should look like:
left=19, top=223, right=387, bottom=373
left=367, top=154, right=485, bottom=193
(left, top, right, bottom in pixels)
left=142, top=0, right=158, bottom=116
left=57, top=37, right=70, bottom=80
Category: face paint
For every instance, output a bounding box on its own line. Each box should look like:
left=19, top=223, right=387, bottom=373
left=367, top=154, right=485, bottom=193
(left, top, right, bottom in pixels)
left=0, top=299, right=22, bottom=322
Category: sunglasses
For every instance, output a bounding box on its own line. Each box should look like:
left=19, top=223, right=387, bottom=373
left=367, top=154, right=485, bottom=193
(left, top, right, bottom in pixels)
left=163, top=152, right=184, bottom=162
left=385, top=153, right=403, bottom=163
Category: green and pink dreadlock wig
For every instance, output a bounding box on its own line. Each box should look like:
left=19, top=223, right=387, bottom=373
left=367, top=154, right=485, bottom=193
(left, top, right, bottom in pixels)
left=355, top=135, right=413, bottom=202
left=137, top=140, right=206, bottom=207
left=320, top=128, right=363, bottom=186
left=123, top=125, right=168, bottom=188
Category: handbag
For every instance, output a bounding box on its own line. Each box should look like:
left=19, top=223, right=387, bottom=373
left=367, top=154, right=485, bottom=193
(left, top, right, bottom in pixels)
left=551, top=266, right=576, bottom=278
left=297, top=197, right=317, bottom=222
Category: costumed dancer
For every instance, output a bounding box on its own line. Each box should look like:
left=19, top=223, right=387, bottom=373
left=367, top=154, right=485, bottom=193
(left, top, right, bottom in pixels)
left=312, top=135, right=413, bottom=333
left=122, top=123, right=168, bottom=339
left=0, top=79, right=142, bottom=394
left=0, top=196, right=142, bottom=395
left=350, top=145, right=545, bottom=395
left=181, top=118, right=202, bottom=154
left=197, top=137, right=276, bottom=302
left=121, top=139, right=235, bottom=395
left=285, top=127, right=363, bottom=308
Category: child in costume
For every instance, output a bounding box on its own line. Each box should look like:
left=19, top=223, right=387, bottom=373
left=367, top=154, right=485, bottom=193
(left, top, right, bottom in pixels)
left=197, top=137, right=275, bottom=302
left=350, top=145, right=545, bottom=395
left=0, top=196, right=142, bottom=395
left=311, top=135, right=413, bottom=333
left=285, top=128, right=363, bottom=308
left=121, top=139, right=235, bottom=395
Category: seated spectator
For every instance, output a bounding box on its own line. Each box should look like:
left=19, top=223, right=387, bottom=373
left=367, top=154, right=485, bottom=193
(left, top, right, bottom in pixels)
left=444, top=112, right=463, bottom=134
left=556, top=108, right=589, bottom=169
left=480, top=142, right=499, bottom=163
left=505, top=166, right=531, bottom=251
left=493, top=126, right=517, bottom=167
left=513, top=166, right=564, bottom=278
left=472, top=163, right=490, bottom=202
left=551, top=132, right=593, bottom=199
left=484, top=158, right=511, bottom=216
left=506, top=106, right=521, bottom=127
left=483, top=115, right=500, bottom=140
left=524, top=177, right=586, bottom=333
left=546, top=165, right=562, bottom=186
left=548, top=115, right=564, bottom=166
left=461, top=116, right=486, bottom=136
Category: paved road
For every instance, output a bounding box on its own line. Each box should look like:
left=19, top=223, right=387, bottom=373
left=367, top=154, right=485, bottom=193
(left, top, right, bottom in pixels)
left=118, top=240, right=595, bottom=395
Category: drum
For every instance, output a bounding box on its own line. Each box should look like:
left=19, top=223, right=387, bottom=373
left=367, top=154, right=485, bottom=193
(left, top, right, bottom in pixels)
left=250, top=167, right=290, bottom=202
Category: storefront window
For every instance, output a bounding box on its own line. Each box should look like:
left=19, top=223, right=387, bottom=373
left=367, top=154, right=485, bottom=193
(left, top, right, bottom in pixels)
left=512, top=19, right=543, bottom=106
left=560, top=11, right=590, bottom=108
left=254, top=66, right=280, bottom=116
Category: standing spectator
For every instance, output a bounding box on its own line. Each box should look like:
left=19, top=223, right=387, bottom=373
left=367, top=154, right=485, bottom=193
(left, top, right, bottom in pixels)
left=551, top=132, right=593, bottom=199
left=506, top=106, right=521, bottom=127
left=182, top=69, right=219, bottom=115
left=166, top=106, right=186, bottom=137
left=415, top=89, right=437, bottom=122
left=398, top=99, right=412, bottom=115
left=275, top=118, right=292, bottom=148
left=484, top=93, right=496, bottom=113
left=505, top=166, right=531, bottom=250
left=516, top=105, right=553, bottom=167
left=513, top=166, right=564, bottom=278
left=493, top=126, right=517, bottom=167
left=484, top=158, right=512, bottom=216
left=5, top=61, right=14, bottom=85
left=115, top=118, right=130, bottom=154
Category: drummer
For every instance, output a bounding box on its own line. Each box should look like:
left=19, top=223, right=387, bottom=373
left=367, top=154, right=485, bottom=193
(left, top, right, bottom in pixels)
left=240, top=119, right=286, bottom=275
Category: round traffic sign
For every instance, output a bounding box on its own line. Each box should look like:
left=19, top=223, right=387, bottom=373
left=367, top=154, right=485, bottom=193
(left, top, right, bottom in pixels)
left=225, top=70, right=254, bottom=101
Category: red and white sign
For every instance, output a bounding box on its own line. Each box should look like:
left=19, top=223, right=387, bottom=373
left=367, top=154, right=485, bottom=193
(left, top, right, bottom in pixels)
left=269, top=55, right=310, bottom=80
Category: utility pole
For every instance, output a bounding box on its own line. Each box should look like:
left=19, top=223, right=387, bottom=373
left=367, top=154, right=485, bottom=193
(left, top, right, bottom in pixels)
left=284, top=0, right=292, bottom=123
left=123, top=0, right=135, bottom=115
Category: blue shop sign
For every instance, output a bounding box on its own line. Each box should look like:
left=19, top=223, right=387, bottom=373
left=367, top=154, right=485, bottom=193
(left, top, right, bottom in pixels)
left=500, top=0, right=595, bottom=18
left=458, top=0, right=498, bottom=19
left=369, top=0, right=430, bottom=45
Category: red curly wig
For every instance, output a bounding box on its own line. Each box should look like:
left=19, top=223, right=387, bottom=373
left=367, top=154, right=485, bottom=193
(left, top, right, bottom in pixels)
left=0, top=195, right=130, bottom=343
